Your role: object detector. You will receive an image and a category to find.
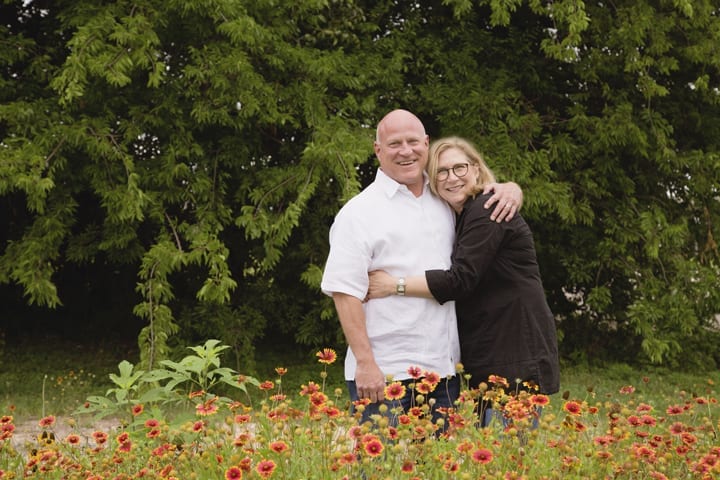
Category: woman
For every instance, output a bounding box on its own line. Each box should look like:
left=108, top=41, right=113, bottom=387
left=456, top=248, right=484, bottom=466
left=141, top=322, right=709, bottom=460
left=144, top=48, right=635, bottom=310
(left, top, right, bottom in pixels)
left=367, top=136, right=559, bottom=426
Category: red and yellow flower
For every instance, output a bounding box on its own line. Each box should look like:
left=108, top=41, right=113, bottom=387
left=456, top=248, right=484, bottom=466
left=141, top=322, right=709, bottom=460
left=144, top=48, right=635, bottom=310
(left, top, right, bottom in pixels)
left=225, top=466, right=243, bottom=480
left=563, top=401, right=582, bottom=416
left=256, top=459, right=277, bottom=478
left=316, top=348, right=337, bottom=365
left=384, top=381, right=407, bottom=401
left=363, top=438, right=384, bottom=457
left=38, top=415, right=56, bottom=428
left=269, top=440, right=289, bottom=453
left=472, top=448, right=493, bottom=464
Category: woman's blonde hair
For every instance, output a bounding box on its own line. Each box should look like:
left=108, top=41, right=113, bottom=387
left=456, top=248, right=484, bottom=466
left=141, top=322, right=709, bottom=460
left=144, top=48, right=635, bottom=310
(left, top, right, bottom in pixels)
left=427, top=136, right=496, bottom=196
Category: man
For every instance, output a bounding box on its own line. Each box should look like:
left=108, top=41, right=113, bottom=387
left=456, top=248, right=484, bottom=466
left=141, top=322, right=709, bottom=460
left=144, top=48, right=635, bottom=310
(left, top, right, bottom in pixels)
left=321, top=109, right=522, bottom=425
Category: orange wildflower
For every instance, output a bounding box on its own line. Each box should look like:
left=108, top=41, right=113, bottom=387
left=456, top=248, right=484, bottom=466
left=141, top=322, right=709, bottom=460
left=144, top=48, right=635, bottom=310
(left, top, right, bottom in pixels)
left=364, top=439, right=384, bottom=457
left=384, top=382, right=407, bottom=401
left=235, top=414, right=252, bottom=424
left=415, top=382, right=432, bottom=394
left=196, top=400, right=219, bottom=416
left=269, top=441, right=289, bottom=453
left=488, top=375, right=509, bottom=388
left=666, top=405, right=684, bottom=415
left=225, top=466, right=243, bottom=480
left=256, top=459, right=276, bottom=478
left=259, top=381, right=275, bottom=391
left=443, top=459, right=459, bottom=472
left=310, top=391, right=329, bottom=407
left=423, top=371, right=440, bottom=385
left=300, top=382, right=321, bottom=396
left=324, top=406, right=341, bottom=418
left=316, top=348, right=337, bottom=365
left=472, top=448, right=493, bottom=464
left=563, top=401, right=582, bottom=416
left=38, top=415, right=56, bottom=427
left=92, top=431, right=108, bottom=445
left=669, top=422, right=685, bottom=435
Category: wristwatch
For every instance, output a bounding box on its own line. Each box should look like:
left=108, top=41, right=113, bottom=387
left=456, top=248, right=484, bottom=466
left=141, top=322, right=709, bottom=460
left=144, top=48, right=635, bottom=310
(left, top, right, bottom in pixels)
left=396, top=277, right=406, bottom=296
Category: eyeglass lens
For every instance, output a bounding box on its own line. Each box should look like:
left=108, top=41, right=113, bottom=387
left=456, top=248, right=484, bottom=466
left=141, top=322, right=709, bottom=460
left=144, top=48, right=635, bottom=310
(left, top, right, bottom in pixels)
left=437, top=163, right=469, bottom=180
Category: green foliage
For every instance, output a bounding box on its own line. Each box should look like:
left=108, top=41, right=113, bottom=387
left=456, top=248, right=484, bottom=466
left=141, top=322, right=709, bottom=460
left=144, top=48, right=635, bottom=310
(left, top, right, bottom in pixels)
left=0, top=0, right=719, bottom=369
left=145, top=339, right=257, bottom=396
left=79, top=340, right=259, bottom=421
left=80, top=359, right=145, bottom=420
left=173, top=302, right=265, bottom=373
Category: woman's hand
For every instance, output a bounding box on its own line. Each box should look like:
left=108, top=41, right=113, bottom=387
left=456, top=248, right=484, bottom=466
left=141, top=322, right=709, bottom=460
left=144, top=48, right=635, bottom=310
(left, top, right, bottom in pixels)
left=367, top=270, right=397, bottom=299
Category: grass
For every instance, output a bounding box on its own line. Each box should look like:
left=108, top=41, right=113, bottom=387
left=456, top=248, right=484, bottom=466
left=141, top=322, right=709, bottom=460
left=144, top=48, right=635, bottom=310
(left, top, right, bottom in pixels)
left=0, top=336, right=348, bottom=421
left=2, top=335, right=718, bottom=422
left=0, top=336, right=139, bottom=421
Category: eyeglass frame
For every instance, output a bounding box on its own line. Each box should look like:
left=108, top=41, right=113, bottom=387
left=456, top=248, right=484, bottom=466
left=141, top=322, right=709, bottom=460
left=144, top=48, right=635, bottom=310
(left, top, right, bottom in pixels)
left=436, top=163, right=470, bottom=182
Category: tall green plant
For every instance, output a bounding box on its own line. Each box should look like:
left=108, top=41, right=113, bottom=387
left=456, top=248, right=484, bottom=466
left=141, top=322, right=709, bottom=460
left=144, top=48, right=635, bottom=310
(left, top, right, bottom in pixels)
left=79, top=340, right=259, bottom=422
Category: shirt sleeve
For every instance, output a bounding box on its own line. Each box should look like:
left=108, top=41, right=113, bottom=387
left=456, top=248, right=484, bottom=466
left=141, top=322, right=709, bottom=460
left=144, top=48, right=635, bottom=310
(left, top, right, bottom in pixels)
left=425, top=194, right=505, bottom=304
left=320, top=205, right=372, bottom=300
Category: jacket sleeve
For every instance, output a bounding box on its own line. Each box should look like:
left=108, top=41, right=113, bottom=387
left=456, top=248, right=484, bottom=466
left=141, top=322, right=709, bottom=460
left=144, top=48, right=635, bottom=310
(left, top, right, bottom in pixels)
left=425, top=194, right=505, bottom=304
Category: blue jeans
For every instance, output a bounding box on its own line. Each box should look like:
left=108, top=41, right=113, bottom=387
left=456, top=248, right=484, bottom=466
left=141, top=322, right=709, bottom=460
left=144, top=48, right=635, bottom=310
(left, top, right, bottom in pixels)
left=347, top=376, right=460, bottom=432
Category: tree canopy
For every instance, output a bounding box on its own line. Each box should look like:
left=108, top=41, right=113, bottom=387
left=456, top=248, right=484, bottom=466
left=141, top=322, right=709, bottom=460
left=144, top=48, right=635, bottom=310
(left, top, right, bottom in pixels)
left=1, top=0, right=718, bottom=369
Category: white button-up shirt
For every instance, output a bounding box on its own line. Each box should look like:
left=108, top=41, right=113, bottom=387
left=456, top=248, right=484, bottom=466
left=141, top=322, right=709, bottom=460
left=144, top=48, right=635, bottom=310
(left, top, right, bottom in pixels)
left=321, top=169, right=460, bottom=381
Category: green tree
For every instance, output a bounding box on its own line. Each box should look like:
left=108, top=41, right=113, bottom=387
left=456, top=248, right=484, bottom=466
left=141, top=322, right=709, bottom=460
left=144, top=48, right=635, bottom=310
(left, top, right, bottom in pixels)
left=408, top=0, right=720, bottom=367
left=0, top=0, right=381, bottom=367
left=1, top=0, right=718, bottom=369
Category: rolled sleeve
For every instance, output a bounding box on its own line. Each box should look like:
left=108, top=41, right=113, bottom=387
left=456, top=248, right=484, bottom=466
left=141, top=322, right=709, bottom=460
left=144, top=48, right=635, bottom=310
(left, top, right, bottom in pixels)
left=321, top=206, right=371, bottom=300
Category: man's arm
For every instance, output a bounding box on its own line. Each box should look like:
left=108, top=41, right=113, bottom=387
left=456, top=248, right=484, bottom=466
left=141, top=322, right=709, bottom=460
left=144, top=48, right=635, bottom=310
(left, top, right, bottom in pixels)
left=332, top=292, right=387, bottom=403
left=482, top=181, right=523, bottom=222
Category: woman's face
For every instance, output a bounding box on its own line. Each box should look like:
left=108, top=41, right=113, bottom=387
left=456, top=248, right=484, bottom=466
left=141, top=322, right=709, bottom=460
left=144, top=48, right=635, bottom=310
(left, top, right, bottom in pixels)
left=435, top=147, right=478, bottom=213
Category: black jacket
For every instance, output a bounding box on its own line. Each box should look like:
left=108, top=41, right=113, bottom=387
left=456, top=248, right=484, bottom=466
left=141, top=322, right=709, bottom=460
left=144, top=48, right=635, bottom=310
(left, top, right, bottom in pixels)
left=426, top=193, right=560, bottom=394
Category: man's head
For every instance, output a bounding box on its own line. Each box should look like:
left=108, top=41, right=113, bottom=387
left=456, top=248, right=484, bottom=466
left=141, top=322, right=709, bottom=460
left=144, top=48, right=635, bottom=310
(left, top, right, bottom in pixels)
left=374, top=109, right=429, bottom=196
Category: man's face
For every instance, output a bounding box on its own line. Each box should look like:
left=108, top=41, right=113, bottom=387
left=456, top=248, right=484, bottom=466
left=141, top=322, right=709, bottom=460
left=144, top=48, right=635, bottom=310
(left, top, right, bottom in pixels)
left=374, top=113, right=429, bottom=192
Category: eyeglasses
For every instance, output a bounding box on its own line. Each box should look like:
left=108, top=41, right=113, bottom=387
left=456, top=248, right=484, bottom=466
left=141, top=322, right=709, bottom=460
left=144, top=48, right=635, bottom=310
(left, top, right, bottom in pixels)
left=436, top=163, right=469, bottom=181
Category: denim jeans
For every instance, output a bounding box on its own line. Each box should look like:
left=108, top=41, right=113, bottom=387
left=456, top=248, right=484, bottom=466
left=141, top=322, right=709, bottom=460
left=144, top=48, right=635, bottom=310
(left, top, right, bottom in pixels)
left=346, top=375, right=460, bottom=431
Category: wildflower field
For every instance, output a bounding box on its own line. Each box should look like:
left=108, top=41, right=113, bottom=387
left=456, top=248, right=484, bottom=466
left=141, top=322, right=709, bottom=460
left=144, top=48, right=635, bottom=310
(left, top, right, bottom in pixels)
left=1, top=340, right=719, bottom=479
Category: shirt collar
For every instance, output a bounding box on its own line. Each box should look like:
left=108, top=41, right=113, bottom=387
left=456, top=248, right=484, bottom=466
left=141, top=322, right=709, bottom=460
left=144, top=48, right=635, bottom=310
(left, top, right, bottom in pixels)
left=376, top=168, right=429, bottom=198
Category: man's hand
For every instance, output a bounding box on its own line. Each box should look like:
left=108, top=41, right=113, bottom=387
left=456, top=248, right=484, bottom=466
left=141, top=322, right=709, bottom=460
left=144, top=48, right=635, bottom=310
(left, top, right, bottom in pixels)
left=354, top=361, right=386, bottom=403
left=332, top=292, right=386, bottom=403
left=483, top=181, right=523, bottom=222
